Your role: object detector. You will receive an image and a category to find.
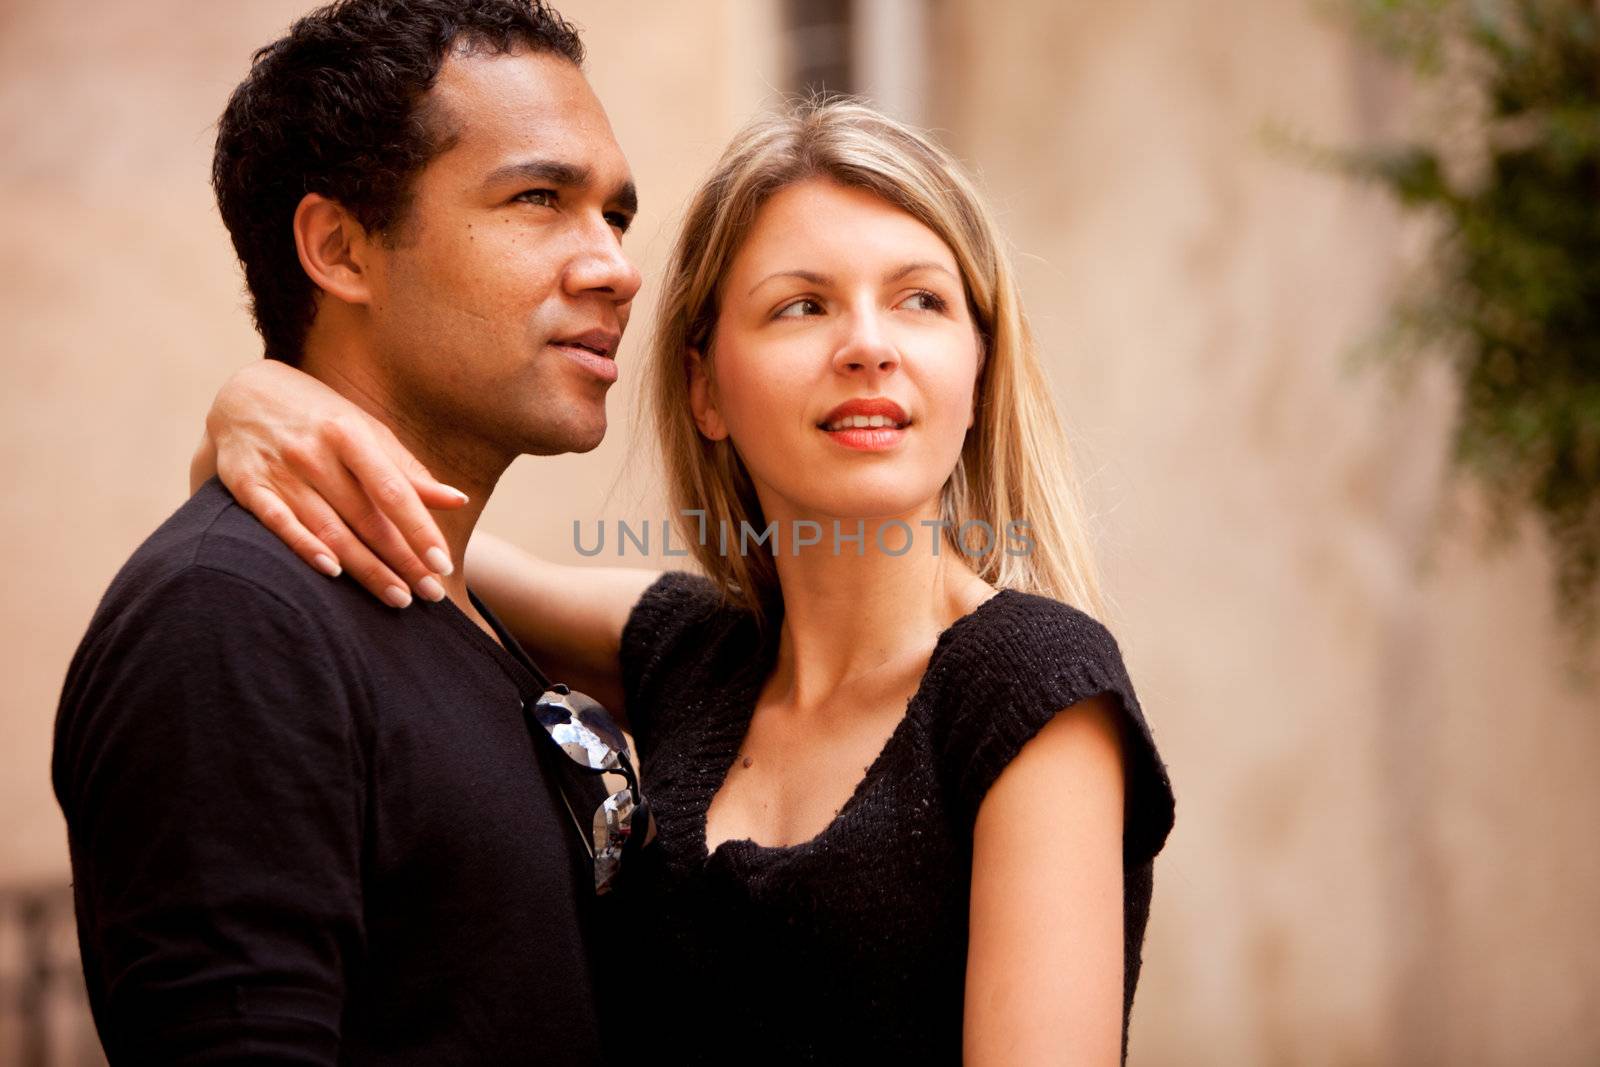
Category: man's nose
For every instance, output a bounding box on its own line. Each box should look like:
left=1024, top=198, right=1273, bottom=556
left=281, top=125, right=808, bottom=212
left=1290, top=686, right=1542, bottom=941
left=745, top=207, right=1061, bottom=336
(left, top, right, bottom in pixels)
left=832, top=311, right=901, bottom=377
left=564, top=223, right=643, bottom=306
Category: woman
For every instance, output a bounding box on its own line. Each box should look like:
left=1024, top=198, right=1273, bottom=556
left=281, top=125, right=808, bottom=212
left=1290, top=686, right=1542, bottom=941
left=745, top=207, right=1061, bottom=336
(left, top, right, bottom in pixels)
left=197, top=100, right=1174, bottom=1064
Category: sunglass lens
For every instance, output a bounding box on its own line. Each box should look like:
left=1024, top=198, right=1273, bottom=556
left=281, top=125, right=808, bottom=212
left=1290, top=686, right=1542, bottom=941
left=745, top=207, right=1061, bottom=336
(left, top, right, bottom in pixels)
left=592, top=787, right=636, bottom=894
left=532, top=686, right=622, bottom=771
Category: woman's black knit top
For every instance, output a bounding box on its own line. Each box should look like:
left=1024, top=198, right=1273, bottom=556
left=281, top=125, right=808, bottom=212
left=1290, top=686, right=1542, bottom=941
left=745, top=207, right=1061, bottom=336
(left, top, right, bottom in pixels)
left=613, top=572, right=1174, bottom=1065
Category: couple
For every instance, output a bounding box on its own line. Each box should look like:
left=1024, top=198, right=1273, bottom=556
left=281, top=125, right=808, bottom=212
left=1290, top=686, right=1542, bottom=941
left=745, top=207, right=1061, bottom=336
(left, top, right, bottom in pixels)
left=53, top=0, right=1174, bottom=1063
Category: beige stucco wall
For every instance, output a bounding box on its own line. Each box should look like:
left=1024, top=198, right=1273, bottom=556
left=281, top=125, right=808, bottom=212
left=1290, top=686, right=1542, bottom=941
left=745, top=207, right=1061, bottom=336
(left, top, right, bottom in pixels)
left=932, top=1, right=1600, bottom=1063
left=2, top=1, right=1596, bottom=1063
left=0, top=0, right=776, bottom=877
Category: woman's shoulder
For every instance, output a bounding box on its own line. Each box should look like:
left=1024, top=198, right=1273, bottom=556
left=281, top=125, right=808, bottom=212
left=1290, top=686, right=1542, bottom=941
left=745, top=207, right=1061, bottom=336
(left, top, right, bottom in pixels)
left=618, top=571, right=757, bottom=727
left=941, top=588, right=1126, bottom=679
left=926, top=588, right=1174, bottom=861
left=624, top=569, right=728, bottom=632
left=620, top=570, right=748, bottom=663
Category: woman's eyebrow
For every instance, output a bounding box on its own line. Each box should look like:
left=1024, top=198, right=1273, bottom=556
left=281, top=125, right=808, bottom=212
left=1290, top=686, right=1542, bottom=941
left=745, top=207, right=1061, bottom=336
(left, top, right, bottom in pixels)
left=883, top=260, right=958, bottom=284
left=747, top=261, right=956, bottom=297
left=748, top=269, right=832, bottom=296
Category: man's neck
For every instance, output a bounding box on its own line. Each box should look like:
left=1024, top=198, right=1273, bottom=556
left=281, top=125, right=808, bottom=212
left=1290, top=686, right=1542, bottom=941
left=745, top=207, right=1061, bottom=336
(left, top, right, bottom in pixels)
left=298, top=347, right=510, bottom=617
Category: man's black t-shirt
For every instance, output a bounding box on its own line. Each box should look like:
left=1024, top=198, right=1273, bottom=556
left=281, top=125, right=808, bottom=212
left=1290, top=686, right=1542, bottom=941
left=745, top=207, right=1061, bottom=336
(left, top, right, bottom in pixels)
left=53, top=479, right=605, bottom=1065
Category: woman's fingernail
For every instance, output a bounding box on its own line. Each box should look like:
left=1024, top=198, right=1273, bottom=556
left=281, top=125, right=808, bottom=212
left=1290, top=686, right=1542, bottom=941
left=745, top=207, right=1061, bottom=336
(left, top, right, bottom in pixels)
left=314, top=554, right=341, bottom=578
left=417, top=575, right=447, bottom=603
left=444, top=486, right=469, bottom=505
left=383, top=585, right=413, bottom=609
left=424, top=547, right=454, bottom=576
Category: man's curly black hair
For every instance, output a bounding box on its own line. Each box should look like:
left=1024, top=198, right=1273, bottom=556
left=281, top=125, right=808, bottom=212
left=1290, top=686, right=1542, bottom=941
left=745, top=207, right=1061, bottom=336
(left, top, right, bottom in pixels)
left=212, top=0, right=585, bottom=364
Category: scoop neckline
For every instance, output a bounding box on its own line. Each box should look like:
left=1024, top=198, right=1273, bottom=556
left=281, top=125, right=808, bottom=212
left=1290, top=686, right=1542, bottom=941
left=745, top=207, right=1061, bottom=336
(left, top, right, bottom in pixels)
left=699, top=586, right=1017, bottom=865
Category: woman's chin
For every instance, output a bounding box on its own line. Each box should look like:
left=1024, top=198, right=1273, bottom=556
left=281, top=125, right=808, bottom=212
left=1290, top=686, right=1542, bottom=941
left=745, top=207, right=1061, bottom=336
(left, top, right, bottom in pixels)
left=779, top=489, right=944, bottom=529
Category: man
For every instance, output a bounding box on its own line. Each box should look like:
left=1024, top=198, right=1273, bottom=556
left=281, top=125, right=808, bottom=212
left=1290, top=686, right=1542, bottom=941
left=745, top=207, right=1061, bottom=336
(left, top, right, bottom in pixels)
left=53, top=0, right=641, bottom=1061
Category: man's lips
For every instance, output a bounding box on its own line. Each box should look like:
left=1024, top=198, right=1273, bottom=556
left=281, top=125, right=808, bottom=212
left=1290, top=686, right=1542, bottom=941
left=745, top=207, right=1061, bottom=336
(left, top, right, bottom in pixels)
left=550, top=328, right=621, bottom=359
left=550, top=328, right=621, bottom=384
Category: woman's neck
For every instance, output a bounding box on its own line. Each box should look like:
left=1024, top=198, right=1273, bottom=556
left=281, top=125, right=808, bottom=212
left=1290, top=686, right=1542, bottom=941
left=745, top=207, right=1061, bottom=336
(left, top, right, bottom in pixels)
left=765, top=512, right=995, bottom=714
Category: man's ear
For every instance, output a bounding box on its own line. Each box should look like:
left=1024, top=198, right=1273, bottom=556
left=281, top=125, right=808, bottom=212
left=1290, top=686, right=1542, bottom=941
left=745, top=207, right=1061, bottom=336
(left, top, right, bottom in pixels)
left=686, top=348, right=729, bottom=441
left=292, top=193, right=376, bottom=306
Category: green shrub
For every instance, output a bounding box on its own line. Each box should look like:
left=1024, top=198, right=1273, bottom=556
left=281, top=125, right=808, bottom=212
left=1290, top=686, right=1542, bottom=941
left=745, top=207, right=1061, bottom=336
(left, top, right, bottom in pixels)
left=1333, top=0, right=1600, bottom=636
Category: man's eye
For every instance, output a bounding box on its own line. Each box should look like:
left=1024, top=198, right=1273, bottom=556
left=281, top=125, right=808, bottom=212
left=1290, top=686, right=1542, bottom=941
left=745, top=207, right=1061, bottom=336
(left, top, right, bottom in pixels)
left=605, top=212, right=633, bottom=234
left=775, top=298, right=824, bottom=319
left=515, top=189, right=558, bottom=207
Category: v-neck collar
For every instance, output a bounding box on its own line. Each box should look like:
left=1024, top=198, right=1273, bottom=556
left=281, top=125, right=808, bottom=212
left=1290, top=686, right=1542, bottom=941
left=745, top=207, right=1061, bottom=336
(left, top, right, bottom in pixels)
left=422, top=586, right=552, bottom=701
left=698, top=588, right=1016, bottom=865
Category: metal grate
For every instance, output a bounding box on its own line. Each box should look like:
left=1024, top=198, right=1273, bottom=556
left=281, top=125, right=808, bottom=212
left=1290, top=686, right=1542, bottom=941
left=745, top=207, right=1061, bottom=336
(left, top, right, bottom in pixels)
left=784, top=0, right=856, bottom=96
left=0, top=884, right=104, bottom=1067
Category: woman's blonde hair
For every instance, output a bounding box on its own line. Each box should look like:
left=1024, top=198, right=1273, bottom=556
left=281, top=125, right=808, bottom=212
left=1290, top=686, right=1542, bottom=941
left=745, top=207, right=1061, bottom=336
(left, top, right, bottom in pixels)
left=645, top=98, right=1105, bottom=623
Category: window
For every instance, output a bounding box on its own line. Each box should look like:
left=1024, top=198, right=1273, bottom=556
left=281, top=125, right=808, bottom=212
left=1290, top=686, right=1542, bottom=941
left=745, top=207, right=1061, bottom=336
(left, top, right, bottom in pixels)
left=782, top=0, right=931, bottom=126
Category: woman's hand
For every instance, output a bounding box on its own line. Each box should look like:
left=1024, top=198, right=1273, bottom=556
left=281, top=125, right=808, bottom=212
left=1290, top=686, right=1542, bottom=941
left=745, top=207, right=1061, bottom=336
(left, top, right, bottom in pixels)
left=198, top=359, right=469, bottom=606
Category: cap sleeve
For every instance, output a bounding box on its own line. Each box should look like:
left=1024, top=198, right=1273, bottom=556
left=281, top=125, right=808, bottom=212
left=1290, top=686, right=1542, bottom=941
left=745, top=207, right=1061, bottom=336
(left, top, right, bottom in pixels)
left=937, top=593, right=1174, bottom=866
left=619, top=570, right=729, bottom=748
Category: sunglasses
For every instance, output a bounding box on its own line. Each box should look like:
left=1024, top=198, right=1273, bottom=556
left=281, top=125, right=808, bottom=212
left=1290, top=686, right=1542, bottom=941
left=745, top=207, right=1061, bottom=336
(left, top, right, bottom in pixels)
left=529, top=684, right=655, bottom=894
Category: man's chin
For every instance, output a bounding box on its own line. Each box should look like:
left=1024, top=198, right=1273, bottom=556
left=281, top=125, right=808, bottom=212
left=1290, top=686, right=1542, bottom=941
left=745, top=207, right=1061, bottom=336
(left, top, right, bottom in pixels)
left=518, top=417, right=607, bottom=457
left=564, top=426, right=606, bottom=454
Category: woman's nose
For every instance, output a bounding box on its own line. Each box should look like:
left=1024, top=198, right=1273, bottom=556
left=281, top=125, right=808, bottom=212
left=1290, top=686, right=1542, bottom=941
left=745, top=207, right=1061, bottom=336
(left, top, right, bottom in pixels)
left=832, top=313, right=900, bottom=376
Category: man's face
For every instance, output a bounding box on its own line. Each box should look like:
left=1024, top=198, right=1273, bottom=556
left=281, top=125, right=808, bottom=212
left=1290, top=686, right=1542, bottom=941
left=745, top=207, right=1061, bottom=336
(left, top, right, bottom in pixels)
left=364, top=47, right=640, bottom=460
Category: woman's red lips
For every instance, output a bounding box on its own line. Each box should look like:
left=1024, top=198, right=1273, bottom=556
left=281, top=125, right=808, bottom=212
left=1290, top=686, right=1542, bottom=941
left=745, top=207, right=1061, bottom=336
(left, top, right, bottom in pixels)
left=818, top=397, right=910, bottom=428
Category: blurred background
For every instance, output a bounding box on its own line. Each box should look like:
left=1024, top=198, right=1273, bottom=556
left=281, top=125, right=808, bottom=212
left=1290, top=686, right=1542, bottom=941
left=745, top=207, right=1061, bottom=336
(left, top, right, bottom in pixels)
left=2, top=0, right=1597, bottom=1063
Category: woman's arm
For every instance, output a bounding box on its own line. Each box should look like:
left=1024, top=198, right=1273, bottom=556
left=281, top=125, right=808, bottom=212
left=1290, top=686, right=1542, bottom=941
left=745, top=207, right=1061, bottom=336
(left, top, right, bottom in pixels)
left=199, top=360, right=660, bottom=718
left=467, top=532, right=658, bottom=718
left=964, top=694, right=1128, bottom=1066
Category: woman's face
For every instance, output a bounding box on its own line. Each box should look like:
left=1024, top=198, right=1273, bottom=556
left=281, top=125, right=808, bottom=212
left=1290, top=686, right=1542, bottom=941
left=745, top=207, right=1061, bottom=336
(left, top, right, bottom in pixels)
left=694, top=178, right=982, bottom=528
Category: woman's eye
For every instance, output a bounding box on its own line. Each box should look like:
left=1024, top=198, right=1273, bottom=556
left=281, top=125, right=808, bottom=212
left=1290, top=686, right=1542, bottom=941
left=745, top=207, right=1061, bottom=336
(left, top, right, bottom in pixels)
left=515, top=189, right=558, bottom=207
left=775, top=298, right=824, bottom=319
left=899, top=290, right=948, bottom=312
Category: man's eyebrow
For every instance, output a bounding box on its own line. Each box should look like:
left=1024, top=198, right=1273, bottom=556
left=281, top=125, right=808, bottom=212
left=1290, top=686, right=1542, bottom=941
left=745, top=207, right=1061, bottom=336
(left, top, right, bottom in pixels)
left=484, top=158, right=591, bottom=189
left=613, top=180, right=638, bottom=216
left=483, top=159, right=639, bottom=214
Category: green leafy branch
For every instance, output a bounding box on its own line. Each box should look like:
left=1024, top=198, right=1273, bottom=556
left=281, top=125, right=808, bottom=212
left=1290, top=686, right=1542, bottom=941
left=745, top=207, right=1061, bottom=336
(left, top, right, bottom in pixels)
left=1318, top=0, right=1600, bottom=637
